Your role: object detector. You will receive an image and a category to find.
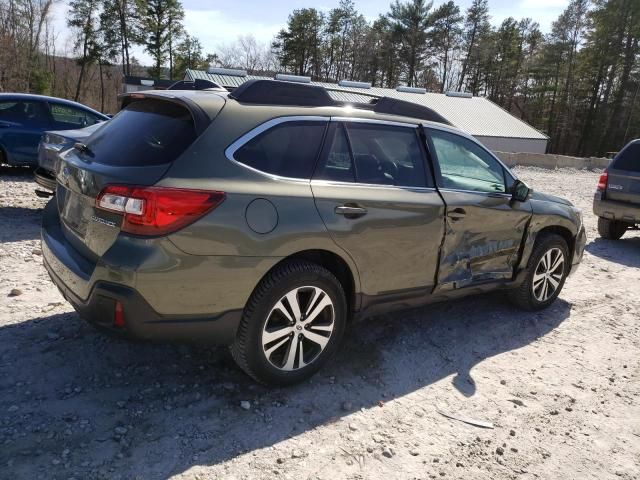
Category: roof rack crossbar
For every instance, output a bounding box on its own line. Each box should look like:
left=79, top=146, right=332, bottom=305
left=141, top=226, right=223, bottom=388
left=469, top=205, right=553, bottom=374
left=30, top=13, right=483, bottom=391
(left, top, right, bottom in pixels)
left=229, top=79, right=451, bottom=125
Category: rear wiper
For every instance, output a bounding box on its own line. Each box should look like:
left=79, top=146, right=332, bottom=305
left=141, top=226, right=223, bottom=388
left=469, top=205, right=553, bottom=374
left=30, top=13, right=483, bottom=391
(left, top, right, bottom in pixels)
left=74, top=142, right=95, bottom=157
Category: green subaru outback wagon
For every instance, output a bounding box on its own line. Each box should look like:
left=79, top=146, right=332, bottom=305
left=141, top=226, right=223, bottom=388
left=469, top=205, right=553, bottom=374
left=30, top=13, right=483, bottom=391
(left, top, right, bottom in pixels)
left=42, top=80, right=586, bottom=385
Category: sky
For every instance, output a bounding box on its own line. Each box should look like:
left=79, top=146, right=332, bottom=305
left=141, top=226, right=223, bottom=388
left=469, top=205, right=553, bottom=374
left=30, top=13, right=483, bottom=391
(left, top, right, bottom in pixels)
left=50, top=0, right=570, bottom=66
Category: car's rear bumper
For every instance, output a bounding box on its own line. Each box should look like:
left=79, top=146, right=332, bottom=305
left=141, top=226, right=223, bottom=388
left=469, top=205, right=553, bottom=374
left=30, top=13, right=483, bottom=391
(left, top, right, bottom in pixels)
left=43, top=258, right=242, bottom=344
left=41, top=199, right=278, bottom=345
left=34, top=167, right=56, bottom=190
left=593, top=193, right=640, bottom=225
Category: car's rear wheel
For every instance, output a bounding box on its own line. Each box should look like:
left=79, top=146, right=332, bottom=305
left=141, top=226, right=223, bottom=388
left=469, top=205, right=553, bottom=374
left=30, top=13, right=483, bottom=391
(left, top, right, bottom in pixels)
left=231, top=260, right=347, bottom=386
left=509, top=233, right=570, bottom=311
left=597, top=217, right=627, bottom=240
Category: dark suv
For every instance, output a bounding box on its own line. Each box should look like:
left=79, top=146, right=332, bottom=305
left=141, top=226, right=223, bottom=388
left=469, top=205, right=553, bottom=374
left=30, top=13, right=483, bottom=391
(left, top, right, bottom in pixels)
left=593, top=139, right=640, bottom=239
left=41, top=80, right=586, bottom=385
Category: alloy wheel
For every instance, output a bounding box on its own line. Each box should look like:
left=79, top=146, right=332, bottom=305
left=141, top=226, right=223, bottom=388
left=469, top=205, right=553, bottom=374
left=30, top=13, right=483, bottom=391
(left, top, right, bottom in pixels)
left=261, top=286, right=335, bottom=371
left=532, top=247, right=565, bottom=302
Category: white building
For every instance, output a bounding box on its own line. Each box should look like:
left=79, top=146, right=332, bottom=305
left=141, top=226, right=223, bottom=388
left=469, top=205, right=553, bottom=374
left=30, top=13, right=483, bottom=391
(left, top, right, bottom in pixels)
left=185, top=68, right=549, bottom=154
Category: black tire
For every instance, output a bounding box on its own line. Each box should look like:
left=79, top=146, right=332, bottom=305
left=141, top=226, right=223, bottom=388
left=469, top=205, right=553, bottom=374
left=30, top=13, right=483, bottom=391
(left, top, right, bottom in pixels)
left=597, top=217, right=627, bottom=240
left=230, top=260, right=347, bottom=386
left=509, top=233, right=570, bottom=311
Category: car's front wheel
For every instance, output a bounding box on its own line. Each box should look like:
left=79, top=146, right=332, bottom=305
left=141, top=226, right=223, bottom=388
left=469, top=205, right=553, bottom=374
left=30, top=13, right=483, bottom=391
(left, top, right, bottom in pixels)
left=509, top=233, right=570, bottom=311
left=231, top=260, right=347, bottom=386
left=597, top=217, right=627, bottom=240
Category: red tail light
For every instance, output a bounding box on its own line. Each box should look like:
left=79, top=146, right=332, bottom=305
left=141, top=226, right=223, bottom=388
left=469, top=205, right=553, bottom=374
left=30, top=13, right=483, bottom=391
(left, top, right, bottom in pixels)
left=597, top=169, right=608, bottom=192
left=96, top=185, right=225, bottom=236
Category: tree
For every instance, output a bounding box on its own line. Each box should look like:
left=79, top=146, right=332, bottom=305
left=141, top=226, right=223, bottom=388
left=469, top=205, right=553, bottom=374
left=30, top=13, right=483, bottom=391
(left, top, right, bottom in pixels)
left=272, top=8, right=324, bottom=76
left=100, top=0, right=137, bottom=76
left=68, top=0, right=101, bottom=101
left=388, top=0, right=432, bottom=86
left=173, top=33, right=205, bottom=77
left=429, top=0, right=463, bottom=92
left=458, top=0, right=490, bottom=92
left=135, top=0, right=184, bottom=78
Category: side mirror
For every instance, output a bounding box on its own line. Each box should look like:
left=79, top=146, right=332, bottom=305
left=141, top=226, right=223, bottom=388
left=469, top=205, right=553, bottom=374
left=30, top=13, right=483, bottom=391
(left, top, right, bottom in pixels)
left=511, top=180, right=531, bottom=202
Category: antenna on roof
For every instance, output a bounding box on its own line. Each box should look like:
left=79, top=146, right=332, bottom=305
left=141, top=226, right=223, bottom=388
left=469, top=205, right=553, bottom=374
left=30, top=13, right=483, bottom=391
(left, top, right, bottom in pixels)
left=445, top=91, right=473, bottom=98
left=274, top=73, right=311, bottom=84
left=207, top=67, right=248, bottom=77
left=396, top=86, right=426, bottom=94
left=338, top=80, right=372, bottom=89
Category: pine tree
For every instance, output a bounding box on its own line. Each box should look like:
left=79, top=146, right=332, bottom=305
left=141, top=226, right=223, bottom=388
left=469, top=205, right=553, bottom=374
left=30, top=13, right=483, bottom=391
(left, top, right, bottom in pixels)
left=429, top=0, right=463, bottom=92
left=135, top=0, right=184, bottom=78
left=388, top=0, right=432, bottom=86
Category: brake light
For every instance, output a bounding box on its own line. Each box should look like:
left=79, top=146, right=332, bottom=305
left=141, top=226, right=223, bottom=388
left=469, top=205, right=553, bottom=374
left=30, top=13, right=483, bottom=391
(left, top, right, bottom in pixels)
left=597, top=169, right=608, bottom=192
left=96, top=185, right=225, bottom=236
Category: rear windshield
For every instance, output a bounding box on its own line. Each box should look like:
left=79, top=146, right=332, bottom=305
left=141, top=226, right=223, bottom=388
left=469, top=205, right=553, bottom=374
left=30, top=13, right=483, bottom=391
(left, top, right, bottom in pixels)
left=612, top=142, right=640, bottom=172
left=84, top=99, right=196, bottom=166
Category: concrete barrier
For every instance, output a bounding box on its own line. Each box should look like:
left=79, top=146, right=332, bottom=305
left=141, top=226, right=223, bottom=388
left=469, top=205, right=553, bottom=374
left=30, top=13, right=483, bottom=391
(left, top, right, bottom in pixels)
left=494, top=151, right=610, bottom=170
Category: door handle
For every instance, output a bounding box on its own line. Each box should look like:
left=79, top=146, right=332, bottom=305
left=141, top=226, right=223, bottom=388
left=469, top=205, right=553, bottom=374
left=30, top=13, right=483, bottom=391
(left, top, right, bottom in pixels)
left=447, top=208, right=466, bottom=221
left=335, top=205, right=367, bottom=218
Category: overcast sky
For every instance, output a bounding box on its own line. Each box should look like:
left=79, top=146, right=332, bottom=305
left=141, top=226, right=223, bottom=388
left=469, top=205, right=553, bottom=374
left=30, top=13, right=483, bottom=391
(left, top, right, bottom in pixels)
left=50, top=0, right=569, bottom=66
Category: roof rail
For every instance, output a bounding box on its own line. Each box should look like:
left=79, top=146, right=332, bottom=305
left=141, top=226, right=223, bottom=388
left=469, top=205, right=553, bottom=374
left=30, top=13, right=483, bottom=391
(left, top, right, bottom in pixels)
left=229, top=79, right=335, bottom=107
left=229, top=79, right=451, bottom=125
left=167, top=79, right=225, bottom=91
left=373, top=97, right=452, bottom=125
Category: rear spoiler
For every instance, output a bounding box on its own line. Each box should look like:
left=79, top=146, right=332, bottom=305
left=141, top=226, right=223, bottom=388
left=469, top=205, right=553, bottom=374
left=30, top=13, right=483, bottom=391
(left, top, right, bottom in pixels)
left=117, top=92, right=214, bottom=136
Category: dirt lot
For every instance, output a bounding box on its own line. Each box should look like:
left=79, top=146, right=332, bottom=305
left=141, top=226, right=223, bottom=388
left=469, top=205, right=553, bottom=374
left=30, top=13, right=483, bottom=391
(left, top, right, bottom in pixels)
left=1, top=166, right=638, bottom=480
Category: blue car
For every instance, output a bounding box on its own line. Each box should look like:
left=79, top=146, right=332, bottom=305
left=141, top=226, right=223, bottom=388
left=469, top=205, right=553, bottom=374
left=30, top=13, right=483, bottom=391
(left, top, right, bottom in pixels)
left=35, top=122, right=106, bottom=192
left=0, top=93, right=109, bottom=167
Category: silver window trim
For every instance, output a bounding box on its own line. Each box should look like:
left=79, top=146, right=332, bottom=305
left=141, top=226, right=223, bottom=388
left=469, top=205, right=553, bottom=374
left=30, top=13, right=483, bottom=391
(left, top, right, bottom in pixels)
left=311, top=178, right=437, bottom=193
left=331, top=116, right=420, bottom=129
left=438, top=187, right=512, bottom=198
left=224, top=116, right=329, bottom=182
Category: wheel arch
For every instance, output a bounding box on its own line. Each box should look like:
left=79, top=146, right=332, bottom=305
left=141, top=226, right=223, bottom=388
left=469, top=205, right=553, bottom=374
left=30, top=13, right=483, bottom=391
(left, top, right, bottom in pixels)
left=265, top=249, right=359, bottom=315
left=535, top=225, right=575, bottom=257
left=516, top=221, right=577, bottom=278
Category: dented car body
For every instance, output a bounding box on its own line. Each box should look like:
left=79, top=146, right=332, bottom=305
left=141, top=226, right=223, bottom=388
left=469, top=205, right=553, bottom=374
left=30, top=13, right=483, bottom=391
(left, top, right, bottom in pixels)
left=41, top=80, right=586, bottom=384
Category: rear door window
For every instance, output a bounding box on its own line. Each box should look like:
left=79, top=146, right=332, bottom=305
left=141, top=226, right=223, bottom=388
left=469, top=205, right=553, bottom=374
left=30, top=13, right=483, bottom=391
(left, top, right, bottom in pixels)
left=50, top=103, right=103, bottom=128
left=612, top=142, right=640, bottom=172
left=314, top=124, right=355, bottom=182
left=233, top=120, right=327, bottom=179
left=84, top=99, right=196, bottom=166
left=314, top=121, right=429, bottom=188
left=0, top=100, right=51, bottom=127
left=346, top=123, right=428, bottom=187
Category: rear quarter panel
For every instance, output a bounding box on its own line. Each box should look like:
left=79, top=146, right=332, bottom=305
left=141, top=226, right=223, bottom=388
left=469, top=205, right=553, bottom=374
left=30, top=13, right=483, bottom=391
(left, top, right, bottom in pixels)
left=158, top=103, right=362, bottom=292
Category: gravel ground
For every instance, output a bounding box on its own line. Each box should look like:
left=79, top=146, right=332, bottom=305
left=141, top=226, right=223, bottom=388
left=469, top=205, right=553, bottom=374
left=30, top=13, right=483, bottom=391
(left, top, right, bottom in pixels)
left=0, top=165, right=639, bottom=480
